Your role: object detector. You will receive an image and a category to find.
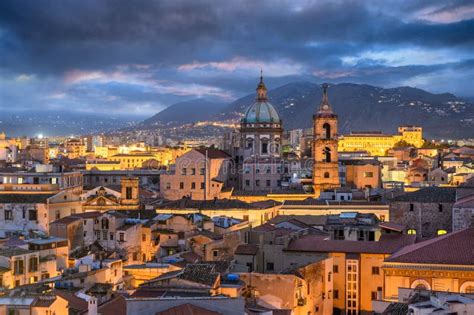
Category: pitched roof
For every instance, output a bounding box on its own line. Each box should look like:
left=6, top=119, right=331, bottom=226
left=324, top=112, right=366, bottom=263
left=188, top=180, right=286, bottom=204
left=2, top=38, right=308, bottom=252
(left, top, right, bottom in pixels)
left=285, top=234, right=416, bottom=254
left=53, top=290, right=88, bottom=312
left=385, top=227, right=474, bottom=265
left=235, top=244, right=258, bottom=255
left=0, top=194, right=56, bottom=204
left=95, top=295, right=126, bottom=315
left=391, top=187, right=457, bottom=203
left=379, top=221, right=405, bottom=232
left=156, top=303, right=222, bottom=315
left=157, top=198, right=281, bottom=210
left=194, top=148, right=231, bottom=159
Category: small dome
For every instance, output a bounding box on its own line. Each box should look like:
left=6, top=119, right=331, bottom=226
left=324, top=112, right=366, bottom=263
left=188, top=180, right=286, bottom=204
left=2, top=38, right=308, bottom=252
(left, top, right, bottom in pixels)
left=243, top=101, right=281, bottom=124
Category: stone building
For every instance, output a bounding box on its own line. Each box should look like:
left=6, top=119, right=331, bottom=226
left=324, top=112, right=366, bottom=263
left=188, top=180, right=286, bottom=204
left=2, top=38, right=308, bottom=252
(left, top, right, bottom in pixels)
left=239, top=74, right=283, bottom=191
left=313, top=83, right=340, bottom=193
left=452, top=193, right=474, bottom=231
left=383, top=226, right=474, bottom=301
left=160, top=148, right=232, bottom=200
left=389, top=187, right=457, bottom=238
left=283, top=233, right=416, bottom=315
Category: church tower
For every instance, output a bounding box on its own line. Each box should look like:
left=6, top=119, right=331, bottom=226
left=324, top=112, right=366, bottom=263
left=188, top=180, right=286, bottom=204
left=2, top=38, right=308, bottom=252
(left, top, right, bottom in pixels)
left=313, top=83, right=340, bottom=193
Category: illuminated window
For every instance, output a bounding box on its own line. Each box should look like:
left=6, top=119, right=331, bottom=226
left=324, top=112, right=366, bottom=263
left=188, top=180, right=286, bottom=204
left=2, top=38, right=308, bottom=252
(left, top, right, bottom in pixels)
left=407, top=229, right=416, bottom=235
left=437, top=229, right=447, bottom=235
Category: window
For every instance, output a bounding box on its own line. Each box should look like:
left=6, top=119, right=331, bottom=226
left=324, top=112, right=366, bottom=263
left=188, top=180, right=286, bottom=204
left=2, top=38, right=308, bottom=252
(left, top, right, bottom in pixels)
left=255, top=180, right=260, bottom=187
left=409, top=203, right=414, bottom=211
left=363, top=172, right=374, bottom=178
left=4, top=210, right=12, bottom=221
left=110, top=233, right=114, bottom=240
left=333, top=290, right=339, bottom=299
left=199, top=168, right=205, bottom=175
left=372, top=266, right=380, bottom=275
left=324, top=172, right=330, bottom=178
left=181, top=168, right=187, bottom=175
left=261, top=142, right=268, bottom=154
left=101, top=218, right=109, bottom=229
left=142, top=234, right=146, bottom=242
left=191, top=182, right=196, bottom=189
left=328, top=272, right=332, bottom=282
left=245, top=180, right=250, bottom=187
left=266, top=180, right=271, bottom=187
left=191, top=168, right=196, bottom=175
left=323, top=147, right=331, bottom=162
left=165, top=182, right=171, bottom=190
left=126, top=187, right=132, bottom=200
left=266, top=262, right=274, bottom=271
left=179, top=182, right=184, bottom=189
left=407, top=229, right=417, bottom=235
left=55, top=211, right=60, bottom=220
left=371, top=291, right=378, bottom=300
left=29, top=257, right=38, bottom=272
left=322, top=123, right=331, bottom=139
left=119, top=233, right=125, bottom=242
left=438, top=204, right=443, bottom=212
left=333, top=265, right=339, bottom=273
left=213, top=250, right=218, bottom=257
left=102, top=231, right=108, bottom=240
left=14, top=260, right=24, bottom=275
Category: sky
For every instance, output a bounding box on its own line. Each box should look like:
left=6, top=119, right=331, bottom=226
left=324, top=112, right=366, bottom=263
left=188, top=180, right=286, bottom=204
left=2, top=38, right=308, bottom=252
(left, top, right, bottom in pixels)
left=1, top=0, right=473, bottom=118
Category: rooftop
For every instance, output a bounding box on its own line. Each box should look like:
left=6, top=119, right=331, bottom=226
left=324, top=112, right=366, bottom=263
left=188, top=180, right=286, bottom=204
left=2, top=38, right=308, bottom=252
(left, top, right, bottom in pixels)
left=391, top=187, right=457, bottom=203
left=385, top=227, right=474, bottom=265
left=156, top=198, right=281, bottom=210
left=285, top=234, right=416, bottom=254
left=0, top=194, right=56, bottom=204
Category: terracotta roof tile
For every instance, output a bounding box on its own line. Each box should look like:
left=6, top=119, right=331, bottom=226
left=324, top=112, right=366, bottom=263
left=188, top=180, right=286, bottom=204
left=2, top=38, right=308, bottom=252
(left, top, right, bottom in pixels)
left=385, top=227, right=474, bottom=265
left=156, top=303, right=222, bottom=315
left=285, top=234, right=416, bottom=254
left=235, top=244, right=258, bottom=255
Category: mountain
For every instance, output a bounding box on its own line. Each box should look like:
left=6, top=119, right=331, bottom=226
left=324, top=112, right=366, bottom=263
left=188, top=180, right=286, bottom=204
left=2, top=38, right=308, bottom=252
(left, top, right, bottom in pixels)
left=0, top=110, right=139, bottom=137
left=218, top=82, right=474, bottom=138
left=142, top=99, right=224, bottom=127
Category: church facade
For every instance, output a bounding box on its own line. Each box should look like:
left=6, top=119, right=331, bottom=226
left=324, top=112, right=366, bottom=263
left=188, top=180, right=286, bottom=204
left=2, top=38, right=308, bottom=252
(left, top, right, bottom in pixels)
left=239, top=74, right=283, bottom=191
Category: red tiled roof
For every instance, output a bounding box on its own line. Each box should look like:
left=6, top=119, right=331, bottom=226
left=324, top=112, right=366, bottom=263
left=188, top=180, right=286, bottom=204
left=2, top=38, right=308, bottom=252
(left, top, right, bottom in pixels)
left=379, top=221, right=405, bottom=232
left=194, top=148, right=231, bottom=159
left=53, top=290, right=88, bottom=312
left=32, top=296, right=56, bottom=307
left=284, top=234, right=416, bottom=254
left=95, top=295, right=127, bottom=315
left=73, top=211, right=102, bottom=219
left=156, top=303, right=222, bottom=315
left=235, top=244, right=258, bottom=255
left=51, top=216, right=82, bottom=225
left=385, top=227, right=474, bottom=265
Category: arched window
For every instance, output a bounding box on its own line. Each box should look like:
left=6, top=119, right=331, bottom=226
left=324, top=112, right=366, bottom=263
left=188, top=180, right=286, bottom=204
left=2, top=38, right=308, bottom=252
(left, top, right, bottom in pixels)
left=322, top=123, right=331, bottom=139
left=407, top=229, right=416, bottom=235
left=437, top=229, right=447, bottom=235
left=411, top=279, right=431, bottom=291
left=460, top=281, right=474, bottom=293
left=323, top=147, right=331, bottom=162
left=324, top=172, right=330, bottom=178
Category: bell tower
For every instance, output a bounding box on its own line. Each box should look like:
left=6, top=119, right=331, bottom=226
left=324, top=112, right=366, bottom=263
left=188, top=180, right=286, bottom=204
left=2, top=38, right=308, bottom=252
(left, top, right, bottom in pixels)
left=313, top=83, right=340, bottom=193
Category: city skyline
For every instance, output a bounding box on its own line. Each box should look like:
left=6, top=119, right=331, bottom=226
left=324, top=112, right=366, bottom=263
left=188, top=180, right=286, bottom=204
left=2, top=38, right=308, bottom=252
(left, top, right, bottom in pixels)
left=1, top=0, right=474, bottom=118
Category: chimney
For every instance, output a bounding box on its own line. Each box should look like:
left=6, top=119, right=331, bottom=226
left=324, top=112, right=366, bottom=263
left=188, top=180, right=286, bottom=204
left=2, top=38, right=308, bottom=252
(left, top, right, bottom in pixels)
left=88, top=296, right=98, bottom=315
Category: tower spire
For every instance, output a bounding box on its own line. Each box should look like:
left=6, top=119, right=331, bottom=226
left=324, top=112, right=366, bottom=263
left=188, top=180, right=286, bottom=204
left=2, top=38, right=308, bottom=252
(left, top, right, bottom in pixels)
left=318, top=83, right=332, bottom=113
left=256, top=69, right=267, bottom=101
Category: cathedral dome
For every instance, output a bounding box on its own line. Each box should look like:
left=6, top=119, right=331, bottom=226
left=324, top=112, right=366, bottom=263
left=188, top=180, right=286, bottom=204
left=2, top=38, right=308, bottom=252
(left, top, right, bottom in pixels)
left=243, top=101, right=281, bottom=124
left=242, top=72, right=281, bottom=124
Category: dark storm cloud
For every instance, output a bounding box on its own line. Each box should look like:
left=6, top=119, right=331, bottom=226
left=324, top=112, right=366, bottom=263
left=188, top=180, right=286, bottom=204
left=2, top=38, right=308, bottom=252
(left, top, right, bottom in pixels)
left=0, top=0, right=473, bottom=116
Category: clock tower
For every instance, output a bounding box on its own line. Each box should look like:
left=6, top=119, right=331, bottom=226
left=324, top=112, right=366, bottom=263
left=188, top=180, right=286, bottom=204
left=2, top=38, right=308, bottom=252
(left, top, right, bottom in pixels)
left=313, top=83, right=340, bottom=193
